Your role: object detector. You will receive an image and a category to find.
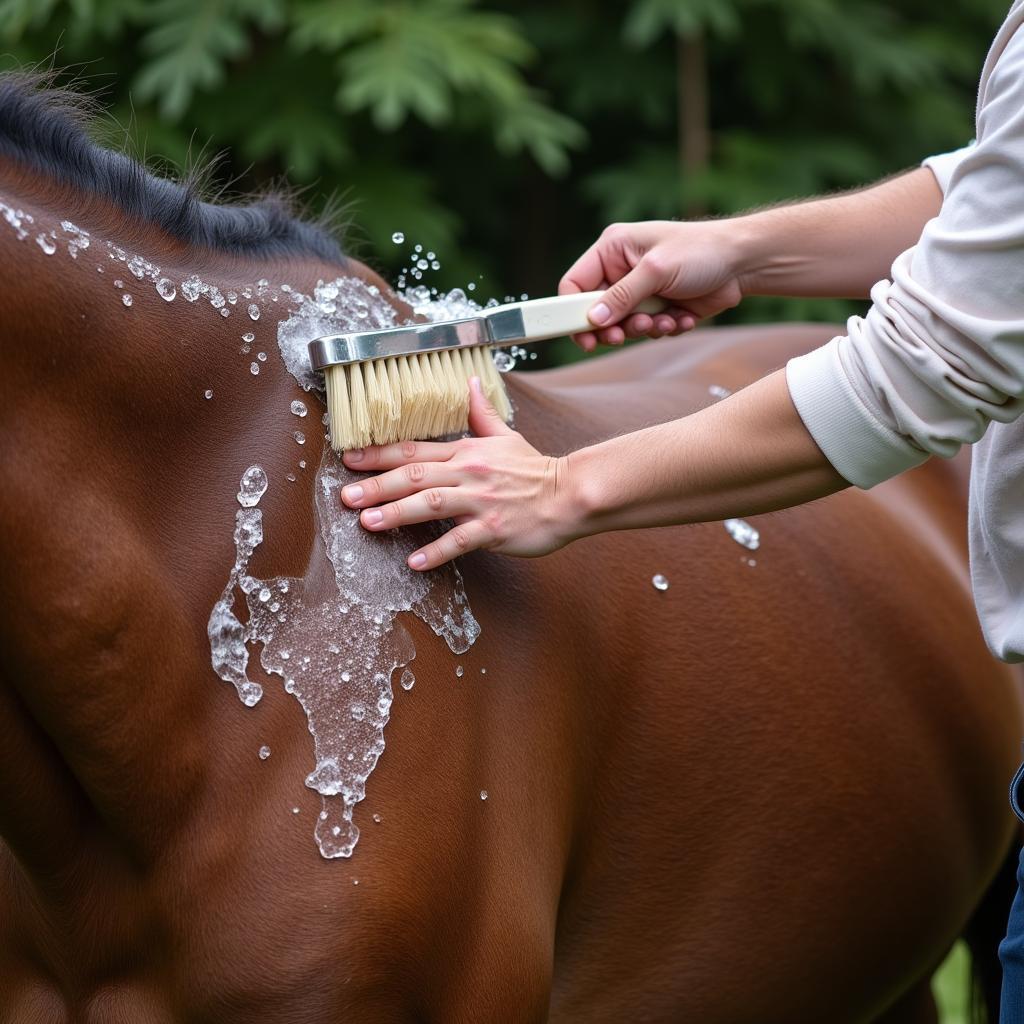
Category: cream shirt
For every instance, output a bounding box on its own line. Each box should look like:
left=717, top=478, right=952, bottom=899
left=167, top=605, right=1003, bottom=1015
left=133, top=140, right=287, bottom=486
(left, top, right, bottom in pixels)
left=786, top=0, right=1024, bottom=662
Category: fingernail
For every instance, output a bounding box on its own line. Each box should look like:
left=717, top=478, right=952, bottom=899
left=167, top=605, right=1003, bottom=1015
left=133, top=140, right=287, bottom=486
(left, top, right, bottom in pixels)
left=347, top=449, right=364, bottom=463
left=363, top=509, right=383, bottom=526
left=343, top=484, right=363, bottom=503
left=409, top=553, right=427, bottom=569
left=589, top=302, right=610, bottom=326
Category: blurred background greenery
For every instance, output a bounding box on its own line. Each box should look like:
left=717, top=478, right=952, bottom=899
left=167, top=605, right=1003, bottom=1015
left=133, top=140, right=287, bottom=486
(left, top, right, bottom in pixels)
left=0, top=1, right=1010, bottom=1016
left=0, top=0, right=1010, bottom=366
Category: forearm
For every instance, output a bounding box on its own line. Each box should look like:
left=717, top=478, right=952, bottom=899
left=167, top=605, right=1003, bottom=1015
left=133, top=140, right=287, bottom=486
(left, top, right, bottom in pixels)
left=564, top=368, right=849, bottom=538
left=732, top=167, right=943, bottom=300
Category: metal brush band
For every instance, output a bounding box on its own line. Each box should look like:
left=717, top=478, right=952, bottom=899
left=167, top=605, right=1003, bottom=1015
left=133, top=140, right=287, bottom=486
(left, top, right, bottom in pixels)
left=307, top=308, right=528, bottom=371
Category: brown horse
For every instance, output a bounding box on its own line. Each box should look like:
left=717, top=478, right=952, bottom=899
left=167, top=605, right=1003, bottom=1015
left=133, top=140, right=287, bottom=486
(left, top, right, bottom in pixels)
left=0, top=77, right=1020, bottom=1024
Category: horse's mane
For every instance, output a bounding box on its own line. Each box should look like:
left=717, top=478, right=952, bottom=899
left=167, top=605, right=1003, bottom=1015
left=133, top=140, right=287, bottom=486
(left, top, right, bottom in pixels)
left=0, top=72, right=347, bottom=265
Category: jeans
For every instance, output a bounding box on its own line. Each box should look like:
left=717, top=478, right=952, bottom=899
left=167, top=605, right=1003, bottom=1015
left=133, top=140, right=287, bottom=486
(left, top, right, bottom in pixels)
left=999, top=762, right=1024, bottom=1022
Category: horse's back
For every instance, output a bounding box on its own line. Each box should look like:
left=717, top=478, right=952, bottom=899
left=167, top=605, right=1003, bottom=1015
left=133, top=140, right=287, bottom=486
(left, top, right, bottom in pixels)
left=449, top=324, right=1021, bottom=1021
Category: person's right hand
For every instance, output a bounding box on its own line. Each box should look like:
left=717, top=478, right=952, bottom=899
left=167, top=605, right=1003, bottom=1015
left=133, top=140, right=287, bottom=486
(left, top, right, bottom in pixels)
left=559, top=220, right=747, bottom=351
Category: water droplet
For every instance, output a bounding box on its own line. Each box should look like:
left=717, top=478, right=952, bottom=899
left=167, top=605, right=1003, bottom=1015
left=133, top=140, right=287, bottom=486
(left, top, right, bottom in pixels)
left=480, top=790, right=488, bottom=801
left=351, top=702, right=366, bottom=722
left=250, top=362, right=260, bottom=375
left=352, top=878, right=359, bottom=885
left=242, top=332, right=255, bottom=343
left=285, top=679, right=296, bottom=693
left=481, top=667, right=487, bottom=675
left=248, top=304, right=260, bottom=320
left=455, top=664, right=464, bottom=678
left=204, top=389, right=213, bottom=400
left=258, top=745, right=271, bottom=760
left=709, top=384, right=731, bottom=400
left=292, top=806, right=300, bottom=814
left=155, top=277, right=176, bottom=301
left=391, top=231, right=405, bottom=244
left=35, top=232, right=56, bottom=255
left=400, top=668, right=415, bottom=690
left=286, top=473, right=296, bottom=482
left=257, top=351, right=267, bottom=362
left=220, top=307, right=230, bottom=318
left=320, top=810, right=328, bottom=820
left=237, top=465, right=268, bottom=508
left=332, top=825, right=341, bottom=836
left=724, top=518, right=760, bottom=551
left=493, top=351, right=515, bottom=373
left=227, top=291, right=237, bottom=304
left=181, top=274, right=203, bottom=301
left=341, top=671, right=351, bottom=683
left=122, top=293, right=133, bottom=307
left=258, top=587, right=272, bottom=603
left=652, top=574, right=670, bottom=591
left=299, top=460, right=307, bottom=469
left=293, top=431, right=305, bottom=445
left=291, top=400, right=308, bottom=417
left=113, top=279, right=124, bottom=288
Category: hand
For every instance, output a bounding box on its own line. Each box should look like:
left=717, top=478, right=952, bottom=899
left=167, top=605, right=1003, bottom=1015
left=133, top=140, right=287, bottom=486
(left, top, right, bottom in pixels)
left=340, top=378, right=578, bottom=570
left=560, top=219, right=747, bottom=351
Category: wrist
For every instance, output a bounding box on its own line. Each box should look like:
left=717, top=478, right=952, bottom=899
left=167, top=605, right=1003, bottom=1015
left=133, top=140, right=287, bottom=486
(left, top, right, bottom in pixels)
left=728, top=211, right=781, bottom=298
left=557, top=447, right=608, bottom=543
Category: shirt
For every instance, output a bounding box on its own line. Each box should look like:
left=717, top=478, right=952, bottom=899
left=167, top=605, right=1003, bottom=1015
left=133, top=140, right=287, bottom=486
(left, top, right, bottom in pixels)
left=785, top=0, right=1024, bottom=662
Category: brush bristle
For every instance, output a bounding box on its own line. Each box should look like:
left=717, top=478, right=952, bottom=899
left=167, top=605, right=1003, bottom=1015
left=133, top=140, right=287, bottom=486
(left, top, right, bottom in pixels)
left=324, top=345, right=512, bottom=451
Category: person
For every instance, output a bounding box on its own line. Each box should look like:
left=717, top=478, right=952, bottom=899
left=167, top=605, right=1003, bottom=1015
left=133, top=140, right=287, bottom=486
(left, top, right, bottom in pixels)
left=339, top=2, right=1024, bottom=1015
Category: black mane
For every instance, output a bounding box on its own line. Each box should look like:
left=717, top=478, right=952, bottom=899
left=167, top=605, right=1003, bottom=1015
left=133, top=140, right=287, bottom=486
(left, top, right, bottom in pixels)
left=0, top=74, right=346, bottom=265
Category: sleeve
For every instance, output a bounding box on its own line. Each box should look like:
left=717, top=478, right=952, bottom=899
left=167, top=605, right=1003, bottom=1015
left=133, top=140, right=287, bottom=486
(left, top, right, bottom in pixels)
left=785, top=26, right=1024, bottom=490
left=921, top=142, right=975, bottom=193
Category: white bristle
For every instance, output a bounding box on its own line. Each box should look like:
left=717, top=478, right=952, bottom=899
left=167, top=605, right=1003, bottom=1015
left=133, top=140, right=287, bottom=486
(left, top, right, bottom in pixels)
left=323, top=345, right=514, bottom=452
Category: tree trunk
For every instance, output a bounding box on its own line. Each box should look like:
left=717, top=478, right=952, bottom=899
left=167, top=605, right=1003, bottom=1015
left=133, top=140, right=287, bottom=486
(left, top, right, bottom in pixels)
left=677, top=29, right=709, bottom=218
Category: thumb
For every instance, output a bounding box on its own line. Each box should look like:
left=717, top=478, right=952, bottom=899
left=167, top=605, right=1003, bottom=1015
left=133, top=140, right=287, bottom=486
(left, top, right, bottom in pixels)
left=588, top=260, right=662, bottom=327
left=468, top=376, right=513, bottom=437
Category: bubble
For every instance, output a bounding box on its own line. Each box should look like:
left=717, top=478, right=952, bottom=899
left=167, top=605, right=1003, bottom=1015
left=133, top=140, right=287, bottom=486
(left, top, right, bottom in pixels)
left=257, top=352, right=267, bottom=362
left=652, top=574, right=670, bottom=591
left=391, top=231, right=405, bottom=244
left=250, top=362, right=260, bottom=375
left=400, top=668, right=415, bottom=690
left=259, top=745, right=271, bottom=760
left=493, top=351, right=515, bottom=373
left=243, top=332, right=255, bottom=343
left=258, top=587, right=272, bottom=603
left=248, top=304, right=260, bottom=320
left=156, top=278, right=177, bottom=301
left=204, top=389, right=213, bottom=400
left=291, top=400, right=308, bottom=417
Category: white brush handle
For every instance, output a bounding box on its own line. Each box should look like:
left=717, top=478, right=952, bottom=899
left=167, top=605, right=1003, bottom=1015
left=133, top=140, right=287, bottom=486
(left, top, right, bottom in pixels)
left=506, top=291, right=669, bottom=343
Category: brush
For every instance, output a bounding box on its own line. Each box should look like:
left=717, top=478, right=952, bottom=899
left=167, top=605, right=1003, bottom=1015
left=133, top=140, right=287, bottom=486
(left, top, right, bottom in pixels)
left=308, top=291, right=667, bottom=452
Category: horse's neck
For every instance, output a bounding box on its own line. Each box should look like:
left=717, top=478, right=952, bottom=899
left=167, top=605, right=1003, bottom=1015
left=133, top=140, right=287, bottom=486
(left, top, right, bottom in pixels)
left=0, top=187, right=366, bottom=869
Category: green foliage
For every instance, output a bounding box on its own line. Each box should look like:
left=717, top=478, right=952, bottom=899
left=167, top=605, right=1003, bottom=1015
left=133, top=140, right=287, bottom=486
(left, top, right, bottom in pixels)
left=0, top=0, right=1005, bottom=362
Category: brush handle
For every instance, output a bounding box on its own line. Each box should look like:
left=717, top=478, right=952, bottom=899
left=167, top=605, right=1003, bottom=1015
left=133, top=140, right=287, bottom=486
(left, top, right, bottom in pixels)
left=504, top=292, right=669, bottom=343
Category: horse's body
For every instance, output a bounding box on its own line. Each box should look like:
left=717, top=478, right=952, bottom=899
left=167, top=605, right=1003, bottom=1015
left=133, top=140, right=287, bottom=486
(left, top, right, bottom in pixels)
left=0, top=81, right=1020, bottom=1024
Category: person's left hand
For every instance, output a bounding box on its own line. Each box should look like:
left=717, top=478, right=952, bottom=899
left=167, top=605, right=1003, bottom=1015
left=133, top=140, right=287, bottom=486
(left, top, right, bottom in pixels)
left=340, top=377, right=577, bottom=570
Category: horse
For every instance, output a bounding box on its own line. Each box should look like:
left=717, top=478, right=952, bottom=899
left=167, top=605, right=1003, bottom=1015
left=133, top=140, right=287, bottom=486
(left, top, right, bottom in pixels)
left=0, top=75, right=1020, bottom=1024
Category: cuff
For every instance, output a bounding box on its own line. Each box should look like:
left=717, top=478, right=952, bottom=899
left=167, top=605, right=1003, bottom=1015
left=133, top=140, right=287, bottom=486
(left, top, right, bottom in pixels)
left=921, top=143, right=975, bottom=194
left=786, top=339, right=928, bottom=489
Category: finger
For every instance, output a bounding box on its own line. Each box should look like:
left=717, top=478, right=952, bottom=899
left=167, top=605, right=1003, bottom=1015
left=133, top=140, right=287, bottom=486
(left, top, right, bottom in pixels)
left=344, top=438, right=458, bottom=471
left=468, top=376, right=513, bottom=437
left=621, top=313, right=654, bottom=337
left=560, top=240, right=608, bottom=295
left=572, top=330, right=598, bottom=352
left=407, top=520, right=492, bottom=571
left=594, top=325, right=626, bottom=346
left=588, top=261, right=665, bottom=328
left=341, top=461, right=457, bottom=508
left=359, top=488, right=473, bottom=532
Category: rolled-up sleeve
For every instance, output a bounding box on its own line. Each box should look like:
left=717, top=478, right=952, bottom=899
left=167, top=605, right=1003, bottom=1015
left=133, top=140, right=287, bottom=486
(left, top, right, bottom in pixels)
left=786, top=22, right=1024, bottom=490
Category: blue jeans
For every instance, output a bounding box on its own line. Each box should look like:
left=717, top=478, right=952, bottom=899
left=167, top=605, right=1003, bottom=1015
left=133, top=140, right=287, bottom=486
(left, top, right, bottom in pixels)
left=999, top=763, right=1024, bottom=1022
